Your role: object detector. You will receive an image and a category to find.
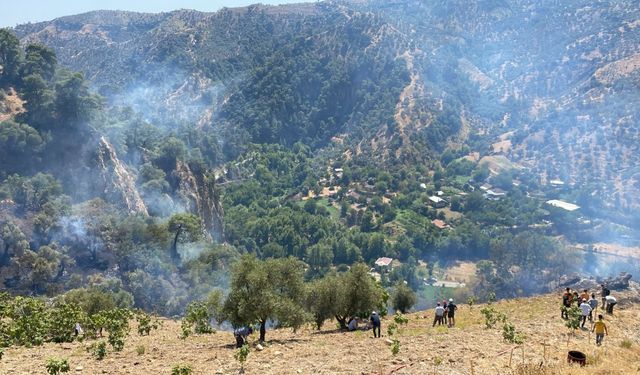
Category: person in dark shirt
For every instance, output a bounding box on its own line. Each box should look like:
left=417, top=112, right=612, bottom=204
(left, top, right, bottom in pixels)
left=561, top=287, right=572, bottom=319
left=370, top=311, right=381, bottom=338
left=447, top=298, right=458, bottom=327
left=234, top=326, right=253, bottom=348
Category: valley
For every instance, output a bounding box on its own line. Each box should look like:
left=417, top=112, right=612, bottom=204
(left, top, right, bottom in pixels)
left=0, top=1, right=639, bottom=373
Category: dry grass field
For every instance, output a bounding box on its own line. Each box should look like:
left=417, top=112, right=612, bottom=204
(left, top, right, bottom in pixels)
left=2, top=285, right=639, bottom=375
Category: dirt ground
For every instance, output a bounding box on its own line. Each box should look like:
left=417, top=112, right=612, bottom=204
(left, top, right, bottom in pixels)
left=2, top=286, right=640, bottom=375
left=443, top=262, right=477, bottom=284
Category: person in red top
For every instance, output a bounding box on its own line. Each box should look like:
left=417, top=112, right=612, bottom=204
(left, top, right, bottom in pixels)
left=580, top=289, right=589, bottom=303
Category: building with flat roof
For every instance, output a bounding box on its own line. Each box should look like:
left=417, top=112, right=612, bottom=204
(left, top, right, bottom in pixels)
left=546, top=199, right=580, bottom=211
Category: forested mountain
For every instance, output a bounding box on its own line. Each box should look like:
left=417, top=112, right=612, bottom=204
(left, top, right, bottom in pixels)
left=14, top=0, right=640, bottom=209
left=1, top=0, right=639, bottom=316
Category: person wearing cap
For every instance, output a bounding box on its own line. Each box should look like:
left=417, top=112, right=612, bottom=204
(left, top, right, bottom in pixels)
left=447, top=298, right=457, bottom=327
left=370, top=311, right=381, bottom=338
left=579, top=298, right=592, bottom=328
left=433, top=303, right=445, bottom=327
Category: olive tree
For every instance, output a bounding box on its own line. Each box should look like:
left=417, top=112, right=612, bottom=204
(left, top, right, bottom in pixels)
left=306, top=263, right=385, bottom=329
left=222, top=254, right=307, bottom=342
left=391, top=282, right=417, bottom=314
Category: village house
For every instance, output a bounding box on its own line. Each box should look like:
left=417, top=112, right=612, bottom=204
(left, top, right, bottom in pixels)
left=428, top=195, right=447, bottom=208
left=484, top=187, right=506, bottom=200
left=432, top=219, right=450, bottom=230
left=374, top=257, right=394, bottom=271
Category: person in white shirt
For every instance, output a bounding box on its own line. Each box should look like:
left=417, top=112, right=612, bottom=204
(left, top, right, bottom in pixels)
left=605, top=295, right=617, bottom=314
left=433, top=303, right=445, bottom=327
left=74, top=322, right=83, bottom=337
left=579, top=300, right=592, bottom=328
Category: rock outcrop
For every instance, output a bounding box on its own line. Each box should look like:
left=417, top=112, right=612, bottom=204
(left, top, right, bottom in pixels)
left=173, top=161, right=224, bottom=242
left=96, top=136, right=148, bottom=216
left=599, top=272, right=633, bottom=291
left=558, top=272, right=633, bottom=291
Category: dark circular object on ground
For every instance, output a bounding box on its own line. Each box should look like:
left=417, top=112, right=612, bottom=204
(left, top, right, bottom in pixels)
left=567, top=350, right=586, bottom=366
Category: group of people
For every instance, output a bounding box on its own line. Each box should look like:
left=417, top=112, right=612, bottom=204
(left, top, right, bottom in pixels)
left=365, top=297, right=459, bottom=340
left=432, top=298, right=457, bottom=328
left=561, top=284, right=615, bottom=346
left=562, top=285, right=617, bottom=319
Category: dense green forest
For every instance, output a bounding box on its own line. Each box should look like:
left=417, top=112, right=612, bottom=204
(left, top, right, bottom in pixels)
left=1, top=0, right=640, bottom=327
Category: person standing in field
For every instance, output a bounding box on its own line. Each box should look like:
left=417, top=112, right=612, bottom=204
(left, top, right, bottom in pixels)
left=433, top=303, right=445, bottom=327
left=442, top=300, right=448, bottom=326
left=447, top=298, right=457, bottom=327
left=370, top=311, right=381, bottom=338
left=579, top=298, right=592, bottom=328
left=580, top=289, right=589, bottom=303
left=588, top=293, right=598, bottom=321
left=561, top=288, right=572, bottom=319
left=592, top=315, right=608, bottom=346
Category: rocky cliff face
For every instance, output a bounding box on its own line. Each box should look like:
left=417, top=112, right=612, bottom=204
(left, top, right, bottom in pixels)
left=96, top=136, right=148, bottom=216
left=173, top=161, right=224, bottom=242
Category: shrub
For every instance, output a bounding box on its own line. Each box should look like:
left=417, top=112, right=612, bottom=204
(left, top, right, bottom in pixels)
left=387, top=322, right=398, bottom=337
left=480, top=306, right=507, bottom=329
left=620, top=339, right=632, bottom=349
left=136, top=345, right=146, bottom=355
left=97, top=308, right=132, bottom=351
left=48, top=302, right=85, bottom=343
left=89, top=341, right=107, bottom=360
left=393, top=312, right=409, bottom=325
left=171, top=364, right=193, bottom=375
left=488, top=292, right=496, bottom=303
left=390, top=338, right=400, bottom=356
left=181, top=301, right=213, bottom=338
left=467, top=296, right=477, bottom=309
left=45, top=357, right=70, bottom=375
left=234, top=344, right=250, bottom=369
left=433, top=356, right=443, bottom=374
left=6, top=297, right=48, bottom=347
left=502, top=322, right=525, bottom=344
left=564, top=306, right=582, bottom=333
left=136, top=311, right=160, bottom=336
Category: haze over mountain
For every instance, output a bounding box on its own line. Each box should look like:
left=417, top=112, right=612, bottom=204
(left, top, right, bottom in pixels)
left=1, top=0, right=639, bottom=323
left=14, top=0, right=640, bottom=212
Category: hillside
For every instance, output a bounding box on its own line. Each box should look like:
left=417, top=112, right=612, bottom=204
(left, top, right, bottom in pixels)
left=13, top=0, right=640, bottom=211
left=2, top=0, right=640, bottom=350
left=2, top=285, right=639, bottom=375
